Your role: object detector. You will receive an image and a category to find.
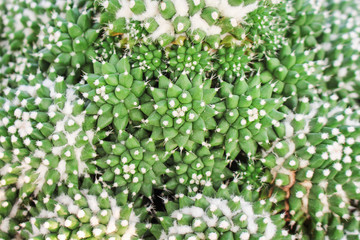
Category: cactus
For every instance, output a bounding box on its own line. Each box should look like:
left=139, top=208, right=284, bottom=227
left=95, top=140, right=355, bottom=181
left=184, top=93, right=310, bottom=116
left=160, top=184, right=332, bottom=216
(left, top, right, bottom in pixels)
left=19, top=179, right=150, bottom=239
left=1, top=0, right=360, bottom=239
left=255, top=94, right=360, bottom=238
left=151, top=182, right=293, bottom=240
left=0, top=78, right=97, bottom=202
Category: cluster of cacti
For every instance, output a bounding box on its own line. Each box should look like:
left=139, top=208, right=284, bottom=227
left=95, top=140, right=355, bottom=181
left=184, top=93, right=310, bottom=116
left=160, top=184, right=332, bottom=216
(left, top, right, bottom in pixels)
left=0, top=0, right=359, bottom=239
left=19, top=180, right=149, bottom=240
left=257, top=94, right=360, bottom=238
left=151, top=183, right=291, bottom=240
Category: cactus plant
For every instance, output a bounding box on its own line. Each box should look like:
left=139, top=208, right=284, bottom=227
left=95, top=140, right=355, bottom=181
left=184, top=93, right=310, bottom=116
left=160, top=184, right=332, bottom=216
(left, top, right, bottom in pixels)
left=19, top=178, right=151, bottom=239
left=151, top=182, right=292, bottom=240
left=0, top=0, right=360, bottom=239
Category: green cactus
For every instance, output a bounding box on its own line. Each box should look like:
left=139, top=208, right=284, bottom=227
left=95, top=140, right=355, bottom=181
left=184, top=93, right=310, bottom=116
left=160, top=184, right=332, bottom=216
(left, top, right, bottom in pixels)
left=151, top=182, right=292, bottom=240
left=0, top=78, right=97, bottom=203
left=255, top=94, right=360, bottom=238
left=18, top=179, right=150, bottom=239
left=0, top=0, right=360, bottom=239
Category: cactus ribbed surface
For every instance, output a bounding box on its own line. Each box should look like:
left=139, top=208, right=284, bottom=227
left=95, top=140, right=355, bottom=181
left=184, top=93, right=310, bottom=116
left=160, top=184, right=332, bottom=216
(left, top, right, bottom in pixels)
left=0, top=0, right=360, bottom=239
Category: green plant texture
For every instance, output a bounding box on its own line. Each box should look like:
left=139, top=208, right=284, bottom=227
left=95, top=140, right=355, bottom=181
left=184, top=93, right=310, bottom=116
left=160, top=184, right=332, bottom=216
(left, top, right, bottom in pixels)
left=0, top=0, right=360, bottom=239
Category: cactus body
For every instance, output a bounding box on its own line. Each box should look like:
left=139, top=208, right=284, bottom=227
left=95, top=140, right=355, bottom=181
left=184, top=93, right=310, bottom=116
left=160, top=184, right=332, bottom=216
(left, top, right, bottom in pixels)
left=0, top=0, right=360, bottom=239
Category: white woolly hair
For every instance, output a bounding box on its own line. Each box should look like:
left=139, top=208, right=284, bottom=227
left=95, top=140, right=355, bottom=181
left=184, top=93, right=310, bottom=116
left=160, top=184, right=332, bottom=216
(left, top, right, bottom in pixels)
left=27, top=217, right=46, bottom=237
left=16, top=160, right=32, bottom=189
left=0, top=218, right=9, bottom=233
left=111, top=0, right=260, bottom=43
left=264, top=218, right=277, bottom=239
left=17, top=85, right=37, bottom=97
left=84, top=194, right=100, bottom=213
left=38, top=209, right=58, bottom=219
left=0, top=163, right=12, bottom=177
left=106, top=217, right=117, bottom=234
left=116, top=0, right=159, bottom=21
left=134, top=0, right=159, bottom=20
left=162, top=195, right=281, bottom=239
left=189, top=13, right=222, bottom=35
left=204, top=0, right=259, bottom=22
left=52, top=146, right=63, bottom=156
left=42, top=78, right=56, bottom=99
left=32, top=210, right=65, bottom=237
left=116, top=0, right=132, bottom=18
left=55, top=194, right=79, bottom=214
left=85, top=130, right=96, bottom=144
left=34, top=149, right=46, bottom=159
left=207, top=197, right=232, bottom=218
left=0, top=189, right=5, bottom=202
left=33, top=164, right=49, bottom=195
left=56, top=160, right=68, bottom=181
left=109, top=197, right=121, bottom=219
left=149, top=15, right=174, bottom=40
left=46, top=85, right=91, bottom=178
left=9, top=200, right=21, bottom=218
left=122, top=210, right=141, bottom=240
left=170, top=206, right=204, bottom=218
left=172, top=0, right=189, bottom=16
left=167, top=224, right=193, bottom=236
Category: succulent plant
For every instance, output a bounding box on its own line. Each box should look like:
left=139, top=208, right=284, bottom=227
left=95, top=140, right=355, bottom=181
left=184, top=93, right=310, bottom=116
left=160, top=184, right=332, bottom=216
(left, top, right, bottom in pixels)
left=0, top=79, right=97, bottom=202
left=151, top=182, right=292, bottom=240
left=141, top=73, right=221, bottom=150
left=79, top=55, right=146, bottom=131
left=166, top=40, right=212, bottom=79
left=98, top=0, right=274, bottom=47
left=1, top=0, right=360, bottom=239
left=255, top=94, right=360, bottom=238
left=163, top=146, right=233, bottom=194
left=36, top=6, right=101, bottom=80
left=19, top=178, right=150, bottom=240
left=130, top=43, right=167, bottom=79
left=94, top=129, right=168, bottom=198
left=316, top=0, right=360, bottom=103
